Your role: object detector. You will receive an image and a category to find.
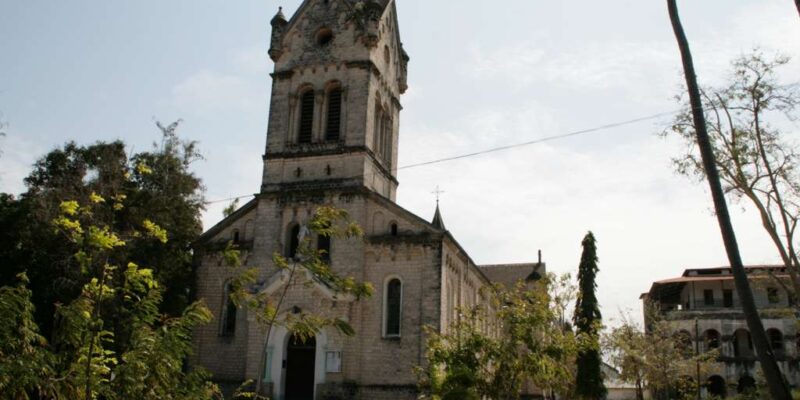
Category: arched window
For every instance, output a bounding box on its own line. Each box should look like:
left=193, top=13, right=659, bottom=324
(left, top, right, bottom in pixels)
left=287, top=224, right=301, bottom=259
left=325, top=87, right=342, bottom=141
left=381, top=115, right=392, bottom=165
left=220, top=282, right=237, bottom=337
left=733, top=329, right=754, bottom=357
left=317, top=220, right=331, bottom=263
left=384, top=278, right=402, bottom=337
left=703, top=329, right=720, bottom=352
left=298, top=90, right=315, bottom=144
left=767, top=328, right=784, bottom=354
left=673, top=330, right=693, bottom=358
left=738, top=376, right=756, bottom=394
left=390, top=222, right=398, bottom=236
left=232, top=229, right=240, bottom=244
left=706, top=375, right=727, bottom=398
left=373, top=101, right=383, bottom=155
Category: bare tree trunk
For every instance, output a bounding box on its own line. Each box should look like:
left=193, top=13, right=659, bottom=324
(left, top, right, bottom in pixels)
left=666, top=1, right=792, bottom=399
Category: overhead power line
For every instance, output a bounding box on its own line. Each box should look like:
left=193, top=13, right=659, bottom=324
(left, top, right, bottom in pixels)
left=204, top=109, right=680, bottom=205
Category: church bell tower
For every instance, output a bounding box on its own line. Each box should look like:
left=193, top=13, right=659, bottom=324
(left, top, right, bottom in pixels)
left=261, top=0, right=409, bottom=201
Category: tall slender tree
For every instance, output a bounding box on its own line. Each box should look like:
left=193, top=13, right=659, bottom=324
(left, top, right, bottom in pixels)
left=666, top=1, right=791, bottom=398
left=573, top=232, right=606, bottom=399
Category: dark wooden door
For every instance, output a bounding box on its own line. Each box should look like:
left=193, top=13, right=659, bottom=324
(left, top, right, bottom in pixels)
left=285, top=335, right=316, bottom=400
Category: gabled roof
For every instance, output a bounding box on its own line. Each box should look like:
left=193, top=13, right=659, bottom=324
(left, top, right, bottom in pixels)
left=196, top=197, right=258, bottom=244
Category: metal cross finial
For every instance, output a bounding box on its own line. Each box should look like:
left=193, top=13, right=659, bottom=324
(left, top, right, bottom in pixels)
left=432, top=185, right=445, bottom=204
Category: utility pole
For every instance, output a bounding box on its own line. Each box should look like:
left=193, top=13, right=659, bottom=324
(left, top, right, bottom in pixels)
left=666, top=1, right=792, bottom=399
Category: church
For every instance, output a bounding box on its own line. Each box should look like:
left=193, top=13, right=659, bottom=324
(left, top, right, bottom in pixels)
left=191, top=1, right=544, bottom=399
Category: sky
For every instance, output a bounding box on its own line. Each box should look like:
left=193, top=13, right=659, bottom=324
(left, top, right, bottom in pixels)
left=1, top=0, right=799, bottom=325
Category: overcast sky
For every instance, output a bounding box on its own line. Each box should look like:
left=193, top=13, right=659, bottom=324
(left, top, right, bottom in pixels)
left=2, top=0, right=799, bottom=324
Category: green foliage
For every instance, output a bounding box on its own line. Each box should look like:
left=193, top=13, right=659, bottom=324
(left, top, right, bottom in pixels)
left=222, top=198, right=240, bottom=218
left=0, top=193, right=221, bottom=400
left=573, top=232, right=606, bottom=399
left=0, top=121, right=204, bottom=338
left=216, top=206, right=373, bottom=394
left=417, top=274, right=581, bottom=400
left=604, top=308, right=719, bottom=400
left=664, top=51, right=800, bottom=296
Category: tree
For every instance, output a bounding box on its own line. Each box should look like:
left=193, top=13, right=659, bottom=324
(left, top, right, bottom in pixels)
left=0, top=121, right=205, bottom=339
left=573, top=232, right=606, bottom=399
left=665, top=1, right=791, bottom=398
left=666, top=52, right=800, bottom=296
left=604, top=309, right=718, bottom=400
left=215, top=206, right=374, bottom=395
left=416, top=275, right=580, bottom=400
left=0, top=194, right=219, bottom=400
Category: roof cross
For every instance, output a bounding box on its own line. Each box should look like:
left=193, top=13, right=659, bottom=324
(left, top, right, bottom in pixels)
left=432, top=185, right=445, bottom=204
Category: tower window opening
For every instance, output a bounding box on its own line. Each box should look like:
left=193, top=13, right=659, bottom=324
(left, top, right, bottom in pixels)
left=298, top=90, right=315, bottom=144
left=390, top=223, right=398, bottom=236
left=287, top=224, right=301, bottom=259
left=326, top=88, right=342, bottom=141
left=316, top=28, right=334, bottom=46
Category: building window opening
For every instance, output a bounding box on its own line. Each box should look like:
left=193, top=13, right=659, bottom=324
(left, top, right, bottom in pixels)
left=316, top=28, right=334, bottom=46
left=723, top=289, right=733, bottom=308
left=767, top=287, right=780, bottom=304
left=298, top=90, right=315, bottom=144
left=390, top=223, right=398, bottom=236
left=325, top=88, right=342, bottom=141
left=317, top=229, right=331, bottom=263
left=704, top=329, right=720, bottom=351
left=767, top=328, right=784, bottom=354
left=706, top=376, right=727, bottom=398
left=287, top=224, right=301, bottom=260
left=733, top=329, right=754, bottom=357
left=703, top=289, right=714, bottom=306
left=221, top=282, right=237, bottom=337
left=384, top=278, right=402, bottom=337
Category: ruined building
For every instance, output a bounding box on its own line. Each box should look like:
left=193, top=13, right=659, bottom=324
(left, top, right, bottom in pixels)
left=190, top=1, right=544, bottom=399
left=642, top=265, right=800, bottom=398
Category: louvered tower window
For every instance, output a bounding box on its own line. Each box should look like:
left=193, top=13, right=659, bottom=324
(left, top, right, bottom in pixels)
left=382, top=116, right=392, bottom=166
left=298, top=90, right=315, bottom=144
left=325, top=88, right=342, bottom=141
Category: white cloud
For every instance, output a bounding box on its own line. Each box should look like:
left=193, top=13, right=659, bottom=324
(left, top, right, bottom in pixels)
left=163, top=69, right=262, bottom=114
left=0, top=132, right=43, bottom=195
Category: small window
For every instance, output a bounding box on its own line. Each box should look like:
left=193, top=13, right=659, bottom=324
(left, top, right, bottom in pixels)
left=221, top=283, right=237, bottom=337
left=316, top=28, right=334, bottom=46
left=383, top=45, right=390, bottom=64
left=768, top=288, right=780, bottom=304
left=325, top=88, right=342, bottom=141
left=723, top=289, right=733, bottom=308
left=703, top=289, right=714, bottom=306
left=704, top=329, right=720, bottom=351
left=384, top=278, right=402, bottom=337
left=287, top=224, right=301, bottom=259
left=298, top=90, right=315, bottom=144
left=767, top=329, right=784, bottom=352
left=232, top=229, right=240, bottom=244
left=317, top=233, right=331, bottom=262
left=390, top=223, right=398, bottom=236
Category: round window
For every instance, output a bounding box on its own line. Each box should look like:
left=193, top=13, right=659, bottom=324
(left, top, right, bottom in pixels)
left=316, top=28, right=334, bottom=46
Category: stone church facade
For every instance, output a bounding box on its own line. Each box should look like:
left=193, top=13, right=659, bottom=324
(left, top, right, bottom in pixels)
left=191, top=1, right=544, bottom=399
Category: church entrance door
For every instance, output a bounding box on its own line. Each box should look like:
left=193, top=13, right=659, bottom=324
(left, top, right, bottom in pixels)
left=284, top=334, right=316, bottom=400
